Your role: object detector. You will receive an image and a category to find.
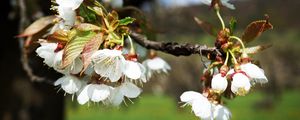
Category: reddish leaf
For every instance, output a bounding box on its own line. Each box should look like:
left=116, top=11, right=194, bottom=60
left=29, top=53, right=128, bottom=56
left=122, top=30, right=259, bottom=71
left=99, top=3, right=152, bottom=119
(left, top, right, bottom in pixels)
left=47, top=29, right=69, bottom=43
left=18, top=16, right=56, bottom=37
left=194, top=17, right=217, bottom=36
left=74, top=23, right=101, bottom=31
left=81, top=33, right=104, bottom=72
left=242, top=20, right=273, bottom=43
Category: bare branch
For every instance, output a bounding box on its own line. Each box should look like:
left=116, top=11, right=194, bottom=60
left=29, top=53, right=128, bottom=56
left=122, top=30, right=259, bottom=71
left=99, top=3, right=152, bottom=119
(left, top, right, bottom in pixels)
left=129, top=31, right=221, bottom=57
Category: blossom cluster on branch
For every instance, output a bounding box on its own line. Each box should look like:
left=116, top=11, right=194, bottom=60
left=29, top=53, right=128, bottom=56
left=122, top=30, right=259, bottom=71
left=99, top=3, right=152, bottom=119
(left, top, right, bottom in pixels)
left=19, top=0, right=273, bottom=119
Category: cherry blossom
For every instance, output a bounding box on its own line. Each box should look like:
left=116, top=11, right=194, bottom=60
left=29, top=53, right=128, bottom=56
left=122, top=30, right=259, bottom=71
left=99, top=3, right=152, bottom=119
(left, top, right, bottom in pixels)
left=54, top=75, right=83, bottom=94
left=240, top=63, right=268, bottom=84
left=213, top=104, right=231, bottom=120
left=124, top=60, right=147, bottom=83
left=142, top=57, right=171, bottom=79
left=211, top=73, right=228, bottom=94
left=108, top=82, right=142, bottom=106
left=180, top=91, right=212, bottom=120
left=77, top=84, right=111, bottom=105
left=231, top=73, right=251, bottom=96
left=91, top=49, right=126, bottom=82
left=56, top=0, right=83, bottom=29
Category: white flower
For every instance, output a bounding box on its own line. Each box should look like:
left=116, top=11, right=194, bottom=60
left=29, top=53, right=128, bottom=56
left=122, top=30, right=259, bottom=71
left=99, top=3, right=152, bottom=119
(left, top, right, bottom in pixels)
left=36, top=43, right=61, bottom=67
left=211, top=73, right=228, bottom=94
left=54, top=75, right=83, bottom=94
left=36, top=42, right=83, bottom=74
left=92, top=49, right=126, bottom=82
left=240, top=63, right=268, bottom=84
left=56, top=0, right=83, bottom=29
left=200, top=0, right=235, bottom=9
left=124, top=60, right=147, bottom=83
left=77, top=84, right=111, bottom=105
left=108, top=82, right=142, bottom=106
left=142, top=57, right=171, bottom=78
left=213, top=104, right=231, bottom=120
left=231, top=73, right=251, bottom=96
left=180, top=91, right=212, bottom=120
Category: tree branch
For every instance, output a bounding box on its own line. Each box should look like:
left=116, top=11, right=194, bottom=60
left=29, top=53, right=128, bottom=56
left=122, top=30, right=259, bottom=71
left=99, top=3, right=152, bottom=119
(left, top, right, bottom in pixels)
left=129, top=31, right=221, bottom=57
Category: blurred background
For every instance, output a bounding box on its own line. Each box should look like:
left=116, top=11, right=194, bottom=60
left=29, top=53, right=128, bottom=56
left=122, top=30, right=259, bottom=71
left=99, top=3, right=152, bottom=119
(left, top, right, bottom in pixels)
left=0, top=0, right=300, bottom=120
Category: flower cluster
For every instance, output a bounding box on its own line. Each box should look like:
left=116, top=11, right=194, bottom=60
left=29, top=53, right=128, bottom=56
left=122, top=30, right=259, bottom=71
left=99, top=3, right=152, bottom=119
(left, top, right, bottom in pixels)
left=180, top=0, right=271, bottom=119
left=33, top=0, right=171, bottom=106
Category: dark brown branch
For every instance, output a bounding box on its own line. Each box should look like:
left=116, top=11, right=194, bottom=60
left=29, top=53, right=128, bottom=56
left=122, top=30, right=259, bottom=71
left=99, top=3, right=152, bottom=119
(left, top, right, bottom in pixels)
left=130, top=31, right=221, bottom=57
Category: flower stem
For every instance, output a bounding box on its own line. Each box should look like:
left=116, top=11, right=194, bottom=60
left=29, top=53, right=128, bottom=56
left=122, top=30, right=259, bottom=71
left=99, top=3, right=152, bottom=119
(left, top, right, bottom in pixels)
left=229, top=50, right=238, bottom=64
left=229, top=36, right=246, bottom=51
left=216, top=9, right=225, bottom=30
left=224, top=51, right=229, bottom=65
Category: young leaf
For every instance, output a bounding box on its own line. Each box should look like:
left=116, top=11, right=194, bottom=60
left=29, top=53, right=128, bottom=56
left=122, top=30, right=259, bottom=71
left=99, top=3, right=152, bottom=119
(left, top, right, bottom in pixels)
left=81, top=33, right=104, bottom=72
left=18, top=15, right=56, bottom=37
left=229, top=17, right=237, bottom=35
left=62, top=31, right=96, bottom=68
left=75, top=23, right=101, bottom=31
left=242, top=20, right=273, bottom=43
left=194, top=17, right=217, bottom=36
left=47, top=29, right=69, bottom=43
left=119, top=17, right=135, bottom=26
left=79, top=5, right=97, bottom=23
left=107, top=11, right=119, bottom=24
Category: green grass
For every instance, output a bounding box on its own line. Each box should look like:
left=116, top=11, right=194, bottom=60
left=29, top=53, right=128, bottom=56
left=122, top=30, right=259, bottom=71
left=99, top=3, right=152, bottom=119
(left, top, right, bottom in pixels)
left=66, top=90, right=300, bottom=120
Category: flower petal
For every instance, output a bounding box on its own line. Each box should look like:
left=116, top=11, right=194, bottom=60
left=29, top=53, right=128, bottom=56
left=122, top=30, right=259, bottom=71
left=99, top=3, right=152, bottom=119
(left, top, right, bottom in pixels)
left=213, top=105, right=231, bottom=120
left=92, top=49, right=125, bottom=82
left=191, top=99, right=212, bottom=119
left=211, top=74, right=228, bottom=93
left=241, top=63, right=268, bottom=84
left=120, top=82, right=142, bottom=98
left=77, top=84, right=90, bottom=105
left=109, top=87, right=124, bottom=106
left=180, top=91, right=207, bottom=104
left=124, top=61, right=142, bottom=80
left=231, top=73, right=251, bottom=96
left=87, top=84, right=110, bottom=102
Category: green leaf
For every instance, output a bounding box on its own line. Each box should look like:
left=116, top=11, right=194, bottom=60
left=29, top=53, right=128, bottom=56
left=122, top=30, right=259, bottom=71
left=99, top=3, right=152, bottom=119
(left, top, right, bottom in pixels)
left=87, top=6, right=104, bottom=16
left=229, top=17, right=237, bottom=35
left=79, top=5, right=97, bottom=23
left=242, top=20, right=273, bottom=43
left=194, top=17, right=217, bottom=36
left=62, top=30, right=96, bottom=68
left=119, top=17, right=135, bottom=26
left=75, top=23, right=101, bottom=31
left=81, top=33, right=104, bottom=72
left=18, top=15, right=56, bottom=37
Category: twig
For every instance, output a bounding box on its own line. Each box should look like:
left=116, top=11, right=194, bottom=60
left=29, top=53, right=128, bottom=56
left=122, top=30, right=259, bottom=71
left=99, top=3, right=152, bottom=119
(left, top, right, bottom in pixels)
left=129, top=31, right=221, bottom=57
